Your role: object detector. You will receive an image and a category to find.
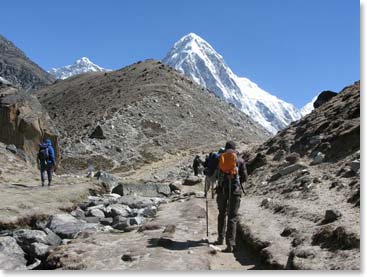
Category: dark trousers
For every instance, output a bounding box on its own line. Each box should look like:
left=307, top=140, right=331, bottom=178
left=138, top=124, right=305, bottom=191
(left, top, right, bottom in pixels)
left=40, top=164, right=53, bottom=185
left=216, top=179, right=241, bottom=246
left=194, top=168, right=199, bottom=176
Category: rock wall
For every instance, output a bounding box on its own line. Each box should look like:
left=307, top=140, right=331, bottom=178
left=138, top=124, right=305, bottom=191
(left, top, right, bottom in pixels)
left=0, top=89, right=59, bottom=165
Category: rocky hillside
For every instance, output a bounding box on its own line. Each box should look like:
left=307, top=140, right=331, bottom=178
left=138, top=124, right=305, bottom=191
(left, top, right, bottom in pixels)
left=0, top=35, right=54, bottom=90
left=35, top=59, right=269, bottom=173
left=238, top=81, right=360, bottom=269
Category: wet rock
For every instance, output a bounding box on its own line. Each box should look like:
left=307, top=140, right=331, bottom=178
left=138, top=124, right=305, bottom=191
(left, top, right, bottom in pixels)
left=0, top=236, right=27, bottom=270
left=247, top=153, right=267, bottom=175
left=285, top=152, right=300, bottom=164
left=311, top=152, right=325, bottom=165
left=89, top=125, right=106, bottom=139
left=322, top=209, right=342, bottom=224
left=6, top=144, right=17, bottom=154
left=182, top=176, right=202, bottom=186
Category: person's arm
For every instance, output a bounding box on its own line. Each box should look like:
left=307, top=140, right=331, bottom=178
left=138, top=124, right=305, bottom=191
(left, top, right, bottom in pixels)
left=49, top=146, right=56, bottom=165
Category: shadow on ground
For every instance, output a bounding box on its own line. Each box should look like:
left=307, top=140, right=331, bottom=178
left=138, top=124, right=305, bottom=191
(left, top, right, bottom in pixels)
left=147, top=238, right=208, bottom=251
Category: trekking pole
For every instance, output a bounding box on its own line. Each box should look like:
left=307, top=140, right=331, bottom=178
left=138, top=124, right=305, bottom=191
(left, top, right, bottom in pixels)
left=206, top=192, right=209, bottom=238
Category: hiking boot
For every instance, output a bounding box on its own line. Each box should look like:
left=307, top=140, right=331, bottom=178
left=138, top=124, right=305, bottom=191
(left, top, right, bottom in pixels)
left=48, top=182, right=51, bottom=187
left=222, top=245, right=233, bottom=253
left=213, top=239, right=224, bottom=245
left=41, top=183, right=45, bottom=187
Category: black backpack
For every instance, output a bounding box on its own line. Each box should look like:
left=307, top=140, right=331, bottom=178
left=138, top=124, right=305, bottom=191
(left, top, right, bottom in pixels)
left=38, top=145, right=49, bottom=166
left=204, top=153, right=220, bottom=177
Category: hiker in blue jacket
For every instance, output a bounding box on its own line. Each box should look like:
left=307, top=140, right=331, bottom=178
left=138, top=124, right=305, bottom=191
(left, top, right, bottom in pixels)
left=37, top=139, right=56, bottom=187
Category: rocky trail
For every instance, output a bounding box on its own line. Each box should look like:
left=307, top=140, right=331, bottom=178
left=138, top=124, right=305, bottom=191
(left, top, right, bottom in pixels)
left=0, top=148, right=266, bottom=270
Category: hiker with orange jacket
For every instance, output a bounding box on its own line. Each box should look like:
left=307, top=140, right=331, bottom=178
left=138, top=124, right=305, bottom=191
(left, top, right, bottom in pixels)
left=214, top=141, right=248, bottom=253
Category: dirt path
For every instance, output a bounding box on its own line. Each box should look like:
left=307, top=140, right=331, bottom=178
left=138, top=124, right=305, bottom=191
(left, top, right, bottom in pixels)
left=205, top=196, right=262, bottom=270
left=46, top=182, right=263, bottom=270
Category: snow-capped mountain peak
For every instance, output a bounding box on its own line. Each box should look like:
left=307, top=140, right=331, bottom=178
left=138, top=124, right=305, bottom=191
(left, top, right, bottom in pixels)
left=163, top=33, right=302, bottom=134
left=300, top=96, right=317, bottom=116
left=49, top=57, right=110, bottom=80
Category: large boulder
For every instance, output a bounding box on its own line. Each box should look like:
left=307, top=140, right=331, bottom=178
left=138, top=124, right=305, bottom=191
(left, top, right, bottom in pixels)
left=112, top=182, right=171, bottom=197
left=47, top=213, right=100, bottom=239
left=12, top=229, right=51, bottom=255
left=0, top=92, right=59, bottom=165
left=117, top=195, right=155, bottom=209
left=95, top=172, right=120, bottom=192
left=0, top=236, right=27, bottom=270
left=313, top=90, right=338, bottom=109
left=247, top=152, right=267, bottom=175
left=105, top=204, right=131, bottom=217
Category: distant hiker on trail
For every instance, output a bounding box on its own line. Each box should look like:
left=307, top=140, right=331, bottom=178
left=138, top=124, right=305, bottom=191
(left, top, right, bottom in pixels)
left=193, top=155, right=203, bottom=176
left=38, top=139, right=56, bottom=187
left=203, top=148, right=224, bottom=198
left=214, top=141, right=247, bottom=253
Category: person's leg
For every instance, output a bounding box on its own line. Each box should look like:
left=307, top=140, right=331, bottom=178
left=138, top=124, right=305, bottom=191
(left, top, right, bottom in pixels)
left=215, top=189, right=228, bottom=244
left=224, top=195, right=241, bottom=251
left=47, top=164, right=53, bottom=186
left=40, top=168, right=46, bottom=186
left=210, top=176, right=215, bottom=199
left=204, top=176, right=209, bottom=197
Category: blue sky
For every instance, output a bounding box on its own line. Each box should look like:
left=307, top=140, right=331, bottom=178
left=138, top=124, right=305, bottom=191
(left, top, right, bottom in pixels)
left=1, top=0, right=359, bottom=108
